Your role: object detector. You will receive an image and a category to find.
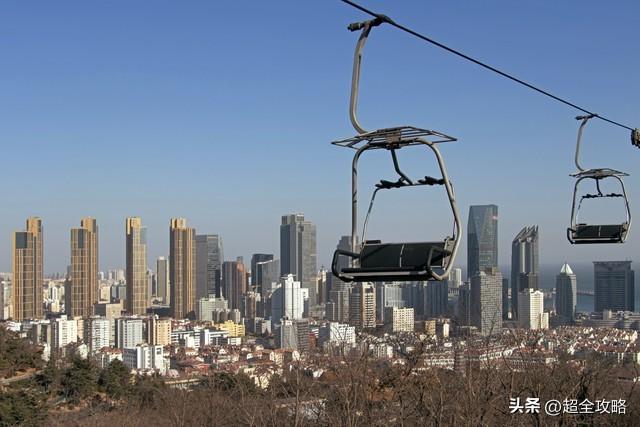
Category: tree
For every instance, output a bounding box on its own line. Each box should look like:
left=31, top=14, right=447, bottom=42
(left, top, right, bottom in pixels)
left=0, top=390, right=48, bottom=427
left=98, top=359, right=131, bottom=400
left=61, top=356, right=99, bottom=405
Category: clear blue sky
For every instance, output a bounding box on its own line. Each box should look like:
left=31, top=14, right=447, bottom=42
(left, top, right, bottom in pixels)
left=1, top=0, right=639, bottom=275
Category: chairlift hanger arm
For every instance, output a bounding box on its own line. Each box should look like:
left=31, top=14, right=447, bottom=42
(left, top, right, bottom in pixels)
left=574, top=114, right=596, bottom=172
left=341, top=0, right=639, bottom=142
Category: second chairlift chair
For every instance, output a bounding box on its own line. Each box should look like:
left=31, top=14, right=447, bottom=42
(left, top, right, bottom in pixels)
left=331, top=16, right=461, bottom=283
left=567, top=114, right=632, bottom=244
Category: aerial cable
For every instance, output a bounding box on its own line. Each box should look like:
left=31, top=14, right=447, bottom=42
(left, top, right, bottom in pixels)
left=340, top=0, right=639, bottom=142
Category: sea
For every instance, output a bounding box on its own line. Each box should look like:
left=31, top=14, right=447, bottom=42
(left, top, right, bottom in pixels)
left=507, top=262, right=639, bottom=314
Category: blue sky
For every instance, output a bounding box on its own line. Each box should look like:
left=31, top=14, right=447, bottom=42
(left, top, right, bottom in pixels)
left=1, top=1, right=639, bottom=276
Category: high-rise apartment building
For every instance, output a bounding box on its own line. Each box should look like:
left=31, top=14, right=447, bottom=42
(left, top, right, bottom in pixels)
left=12, top=217, right=43, bottom=320
left=517, top=288, right=548, bottom=330
left=147, top=315, right=172, bottom=347
left=115, top=317, right=145, bottom=349
left=510, top=226, right=539, bottom=320
left=195, top=235, right=224, bottom=300
left=349, top=282, right=376, bottom=329
left=387, top=307, right=414, bottom=332
left=156, top=256, right=169, bottom=304
left=84, top=316, right=110, bottom=353
left=467, top=205, right=498, bottom=278
left=470, top=268, right=503, bottom=336
left=222, top=258, right=247, bottom=311
left=67, top=217, right=98, bottom=317
left=169, top=218, right=196, bottom=319
left=594, top=261, right=635, bottom=312
left=126, top=217, right=148, bottom=315
left=556, top=263, right=577, bottom=322
left=280, top=214, right=317, bottom=306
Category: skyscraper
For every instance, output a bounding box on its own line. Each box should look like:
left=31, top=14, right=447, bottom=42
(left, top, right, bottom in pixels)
left=470, top=268, right=503, bottom=336
left=195, top=234, right=224, bottom=299
left=169, top=218, right=196, bottom=319
left=280, top=214, right=317, bottom=305
left=467, top=205, right=498, bottom=279
left=156, top=256, right=169, bottom=304
left=510, top=226, right=539, bottom=320
left=222, top=258, right=247, bottom=311
left=126, top=217, right=148, bottom=315
left=67, top=217, right=98, bottom=317
left=256, top=258, right=280, bottom=300
left=250, top=253, right=273, bottom=288
left=12, top=217, right=43, bottom=320
left=349, top=282, right=376, bottom=329
left=425, top=280, right=449, bottom=318
left=556, top=263, right=577, bottom=322
left=594, top=261, right=634, bottom=312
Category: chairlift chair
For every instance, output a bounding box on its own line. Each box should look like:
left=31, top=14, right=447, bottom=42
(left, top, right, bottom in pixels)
left=567, top=114, right=632, bottom=244
left=331, top=17, right=461, bottom=282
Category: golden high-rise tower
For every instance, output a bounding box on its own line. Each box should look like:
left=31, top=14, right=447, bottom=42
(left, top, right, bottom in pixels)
left=169, top=218, right=196, bottom=319
left=126, top=217, right=148, bottom=315
left=67, top=217, right=98, bottom=317
left=12, top=217, right=44, bottom=320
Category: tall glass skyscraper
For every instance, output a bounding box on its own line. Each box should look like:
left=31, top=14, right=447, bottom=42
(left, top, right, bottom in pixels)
left=510, top=225, right=539, bottom=320
left=195, top=234, right=224, bottom=299
left=594, top=261, right=634, bottom=312
left=280, top=214, right=317, bottom=306
left=250, top=253, right=273, bottom=287
left=556, top=263, right=577, bottom=322
left=467, top=205, right=498, bottom=278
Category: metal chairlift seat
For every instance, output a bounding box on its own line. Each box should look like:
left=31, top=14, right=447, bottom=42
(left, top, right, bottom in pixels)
left=331, top=126, right=461, bottom=282
left=333, top=239, right=454, bottom=283
left=567, top=115, right=632, bottom=244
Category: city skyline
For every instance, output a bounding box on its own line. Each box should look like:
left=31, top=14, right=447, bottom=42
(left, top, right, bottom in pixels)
left=2, top=1, right=639, bottom=273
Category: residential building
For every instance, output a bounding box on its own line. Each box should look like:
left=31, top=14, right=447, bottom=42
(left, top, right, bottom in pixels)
left=67, top=218, right=98, bottom=317
left=84, top=317, right=110, bottom=353
left=387, top=307, right=414, bottom=332
left=126, top=217, right=148, bottom=315
left=115, top=317, right=144, bottom=349
left=147, top=315, right=172, bottom=346
left=318, top=322, right=356, bottom=346
left=517, top=288, right=548, bottom=330
left=169, top=218, right=196, bottom=319
left=349, top=282, right=375, bottom=329
left=12, top=217, right=43, bottom=320
left=271, top=274, right=304, bottom=326
left=123, top=344, right=165, bottom=372
left=222, top=258, right=247, bottom=311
